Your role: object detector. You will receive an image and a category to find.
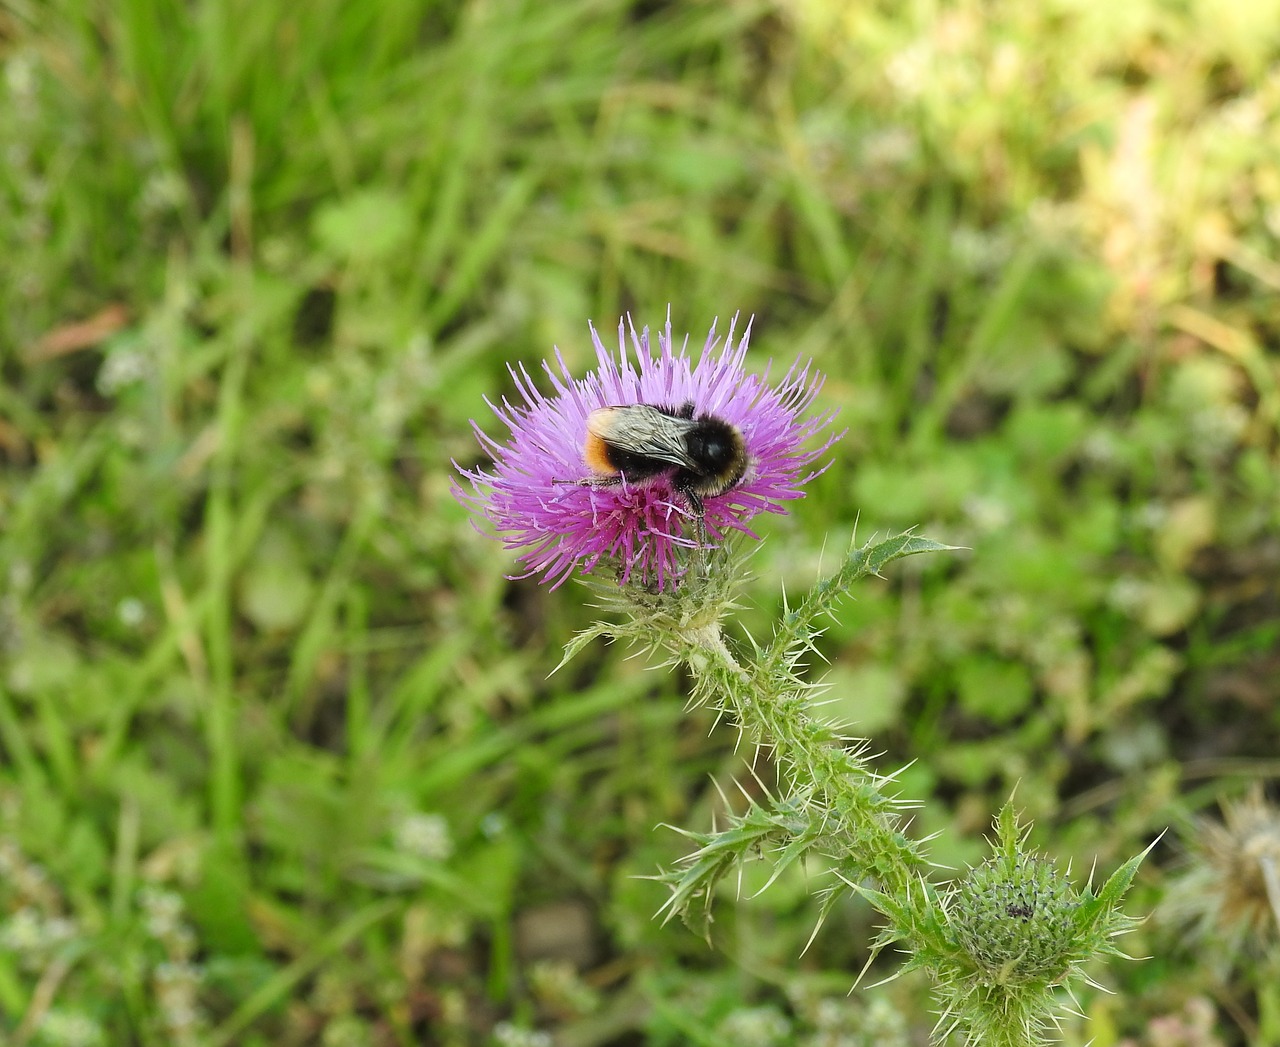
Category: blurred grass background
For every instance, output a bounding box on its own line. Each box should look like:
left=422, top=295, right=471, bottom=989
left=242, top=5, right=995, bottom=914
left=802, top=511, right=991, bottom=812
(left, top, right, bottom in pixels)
left=2, top=0, right=1280, bottom=1044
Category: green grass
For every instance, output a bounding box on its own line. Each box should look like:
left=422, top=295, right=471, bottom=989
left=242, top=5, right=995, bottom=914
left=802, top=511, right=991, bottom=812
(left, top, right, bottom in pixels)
left=3, top=0, right=1280, bottom=1044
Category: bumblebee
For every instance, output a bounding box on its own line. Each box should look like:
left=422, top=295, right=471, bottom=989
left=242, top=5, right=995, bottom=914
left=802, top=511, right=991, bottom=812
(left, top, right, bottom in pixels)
left=580, top=401, right=747, bottom=515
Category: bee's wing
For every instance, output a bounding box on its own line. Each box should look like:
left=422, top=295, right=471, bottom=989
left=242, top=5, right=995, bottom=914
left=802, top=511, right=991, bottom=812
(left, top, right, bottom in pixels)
left=587, top=405, right=698, bottom=469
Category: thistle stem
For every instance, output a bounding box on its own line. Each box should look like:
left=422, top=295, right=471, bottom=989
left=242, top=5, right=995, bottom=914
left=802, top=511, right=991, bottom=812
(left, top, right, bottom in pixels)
left=681, top=620, right=929, bottom=899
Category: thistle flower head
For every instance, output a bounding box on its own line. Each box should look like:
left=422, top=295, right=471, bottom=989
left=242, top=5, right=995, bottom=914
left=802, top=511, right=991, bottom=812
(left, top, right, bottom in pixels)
left=455, top=312, right=839, bottom=589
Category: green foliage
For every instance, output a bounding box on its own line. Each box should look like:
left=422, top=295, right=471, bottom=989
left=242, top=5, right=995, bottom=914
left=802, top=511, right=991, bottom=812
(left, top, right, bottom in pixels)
left=3, top=0, right=1279, bottom=1041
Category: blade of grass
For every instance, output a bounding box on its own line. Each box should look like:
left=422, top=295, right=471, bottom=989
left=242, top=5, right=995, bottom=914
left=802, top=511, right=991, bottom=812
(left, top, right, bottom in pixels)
left=203, top=318, right=252, bottom=849
left=205, top=898, right=402, bottom=1047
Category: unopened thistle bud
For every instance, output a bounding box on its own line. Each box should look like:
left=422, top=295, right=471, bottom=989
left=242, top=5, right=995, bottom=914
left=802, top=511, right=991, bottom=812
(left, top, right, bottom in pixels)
left=950, top=853, right=1080, bottom=986
left=877, top=804, right=1149, bottom=1046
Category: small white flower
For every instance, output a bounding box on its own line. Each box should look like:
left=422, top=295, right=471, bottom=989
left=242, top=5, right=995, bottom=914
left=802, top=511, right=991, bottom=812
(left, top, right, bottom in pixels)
left=492, top=1021, right=553, bottom=1047
left=36, top=1010, right=105, bottom=1047
left=393, top=811, right=453, bottom=861
left=117, top=597, right=147, bottom=628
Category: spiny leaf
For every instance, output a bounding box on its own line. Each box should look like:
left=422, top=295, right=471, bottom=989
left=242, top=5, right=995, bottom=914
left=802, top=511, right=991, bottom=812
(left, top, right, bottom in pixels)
left=550, top=622, right=614, bottom=675
left=765, top=531, right=959, bottom=672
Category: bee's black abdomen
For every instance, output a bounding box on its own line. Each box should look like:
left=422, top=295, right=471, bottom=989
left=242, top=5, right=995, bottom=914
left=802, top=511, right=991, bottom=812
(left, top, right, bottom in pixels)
left=599, top=441, right=670, bottom=481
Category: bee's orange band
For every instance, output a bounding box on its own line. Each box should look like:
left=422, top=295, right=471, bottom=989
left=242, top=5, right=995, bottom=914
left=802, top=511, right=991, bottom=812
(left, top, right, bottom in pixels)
left=583, top=432, right=618, bottom=476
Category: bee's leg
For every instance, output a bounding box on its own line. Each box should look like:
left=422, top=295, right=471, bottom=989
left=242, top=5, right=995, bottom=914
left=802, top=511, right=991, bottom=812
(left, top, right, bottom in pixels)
left=677, top=487, right=712, bottom=579
left=551, top=475, right=622, bottom=488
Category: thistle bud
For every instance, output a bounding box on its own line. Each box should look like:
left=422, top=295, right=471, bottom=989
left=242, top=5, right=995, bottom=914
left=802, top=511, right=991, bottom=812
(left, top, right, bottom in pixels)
left=950, top=853, right=1080, bottom=986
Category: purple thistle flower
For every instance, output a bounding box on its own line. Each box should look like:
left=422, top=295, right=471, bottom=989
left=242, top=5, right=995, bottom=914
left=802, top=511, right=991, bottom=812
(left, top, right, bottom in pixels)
left=454, top=312, right=841, bottom=589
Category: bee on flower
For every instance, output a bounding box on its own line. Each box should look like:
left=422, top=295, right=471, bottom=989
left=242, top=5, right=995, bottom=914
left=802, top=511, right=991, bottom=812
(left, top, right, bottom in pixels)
left=454, top=311, right=840, bottom=589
